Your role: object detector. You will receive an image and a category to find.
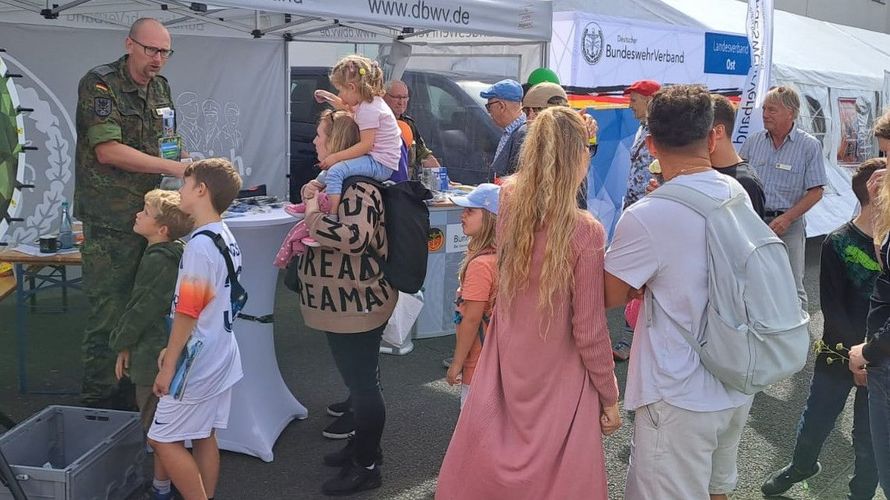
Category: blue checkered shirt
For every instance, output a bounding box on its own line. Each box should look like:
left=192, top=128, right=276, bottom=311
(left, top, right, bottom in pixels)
left=494, top=114, right=527, bottom=166
left=739, top=125, right=827, bottom=211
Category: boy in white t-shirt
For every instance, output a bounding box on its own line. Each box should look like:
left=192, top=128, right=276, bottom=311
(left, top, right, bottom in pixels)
left=147, top=158, right=244, bottom=500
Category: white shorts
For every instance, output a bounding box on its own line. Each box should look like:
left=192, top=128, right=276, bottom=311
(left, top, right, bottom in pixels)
left=147, top=388, right=233, bottom=443
left=625, top=398, right=754, bottom=499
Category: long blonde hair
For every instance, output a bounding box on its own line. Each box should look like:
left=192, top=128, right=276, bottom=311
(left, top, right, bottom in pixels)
left=498, top=107, right=589, bottom=329
left=459, top=210, right=497, bottom=283
left=319, top=109, right=361, bottom=154
left=874, top=112, right=890, bottom=245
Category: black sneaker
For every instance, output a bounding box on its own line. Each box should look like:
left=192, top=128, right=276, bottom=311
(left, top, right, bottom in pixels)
left=323, top=438, right=384, bottom=467
left=327, top=400, right=351, bottom=418
left=761, top=462, right=822, bottom=496
left=322, top=412, right=355, bottom=440
left=321, top=461, right=382, bottom=496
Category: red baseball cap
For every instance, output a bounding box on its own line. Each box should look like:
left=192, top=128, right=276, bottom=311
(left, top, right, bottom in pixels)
left=624, top=80, right=661, bottom=97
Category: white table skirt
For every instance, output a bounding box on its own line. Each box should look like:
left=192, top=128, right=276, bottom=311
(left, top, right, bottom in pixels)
left=216, top=207, right=308, bottom=462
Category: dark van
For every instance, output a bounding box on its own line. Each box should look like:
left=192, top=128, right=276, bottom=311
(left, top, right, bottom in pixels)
left=288, top=67, right=501, bottom=201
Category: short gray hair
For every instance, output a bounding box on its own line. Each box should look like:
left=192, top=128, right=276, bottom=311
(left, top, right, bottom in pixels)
left=764, top=86, right=801, bottom=120
left=384, top=80, right=407, bottom=94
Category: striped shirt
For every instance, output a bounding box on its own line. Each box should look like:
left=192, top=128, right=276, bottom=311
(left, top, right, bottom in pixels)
left=739, top=126, right=826, bottom=211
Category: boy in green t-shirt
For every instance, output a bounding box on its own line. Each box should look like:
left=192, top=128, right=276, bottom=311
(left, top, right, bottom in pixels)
left=109, top=188, right=193, bottom=500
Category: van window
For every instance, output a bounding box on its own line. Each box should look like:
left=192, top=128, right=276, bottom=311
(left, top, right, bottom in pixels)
left=291, top=75, right=328, bottom=125
left=427, top=84, right=463, bottom=127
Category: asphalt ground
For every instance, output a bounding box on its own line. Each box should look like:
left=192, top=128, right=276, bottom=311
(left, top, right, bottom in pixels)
left=0, top=236, right=886, bottom=499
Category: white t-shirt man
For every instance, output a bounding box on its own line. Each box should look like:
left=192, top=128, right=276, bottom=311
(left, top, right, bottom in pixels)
left=605, top=169, right=753, bottom=412
left=168, top=221, right=243, bottom=403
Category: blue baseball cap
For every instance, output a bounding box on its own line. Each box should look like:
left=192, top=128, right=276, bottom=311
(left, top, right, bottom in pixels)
left=450, top=183, right=500, bottom=215
left=480, top=79, right=523, bottom=103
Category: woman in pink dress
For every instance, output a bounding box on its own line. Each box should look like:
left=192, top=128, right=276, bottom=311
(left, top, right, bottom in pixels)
left=436, top=107, right=621, bottom=500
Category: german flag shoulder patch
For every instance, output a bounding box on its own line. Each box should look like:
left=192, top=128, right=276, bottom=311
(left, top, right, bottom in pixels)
left=95, top=82, right=110, bottom=93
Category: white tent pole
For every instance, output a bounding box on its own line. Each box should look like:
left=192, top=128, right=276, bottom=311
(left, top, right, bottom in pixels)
left=400, top=29, right=435, bottom=40
left=0, top=0, right=41, bottom=13
left=137, top=0, right=253, bottom=34
left=40, top=0, right=92, bottom=16
left=336, top=22, right=395, bottom=39
left=163, top=8, right=231, bottom=28
left=257, top=17, right=321, bottom=36
left=283, top=38, right=291, bottom=199
left=285, top=21, right=340, bottom=38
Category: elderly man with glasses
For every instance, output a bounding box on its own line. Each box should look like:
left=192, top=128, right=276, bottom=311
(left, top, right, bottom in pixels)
left=74, top=17, right=186, bottom=412
left=383, top=80, right=440, bottom=180
left=481, top=79, right=527, bottom=180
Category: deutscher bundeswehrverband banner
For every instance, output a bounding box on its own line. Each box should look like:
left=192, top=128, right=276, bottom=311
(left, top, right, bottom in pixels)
left=732, top=0, right=774, bottom=148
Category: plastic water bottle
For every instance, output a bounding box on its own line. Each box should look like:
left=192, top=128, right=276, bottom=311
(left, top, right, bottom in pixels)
left=59, top=201, right=74, bottom=250
left=438, top=167, right=449, bottom=192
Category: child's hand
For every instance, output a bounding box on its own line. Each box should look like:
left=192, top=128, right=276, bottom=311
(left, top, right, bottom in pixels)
left=600, top=403, right=622, bottom=436
left=446, top=363, right=463, bottom=386
left=153, top=366, right=174, bottom=398
left=314, top=89, right=337, bottom=104
left=115, top=350, right=130, bottom=381
left=318, top=155, right=338, bottom=170
left=157, top=348, right=167, bottom=371
left=301, top=180, right=324, bottom=201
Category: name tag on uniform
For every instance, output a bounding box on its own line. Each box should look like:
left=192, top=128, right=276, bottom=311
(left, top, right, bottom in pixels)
left=775, top=163, right=792, bottom=171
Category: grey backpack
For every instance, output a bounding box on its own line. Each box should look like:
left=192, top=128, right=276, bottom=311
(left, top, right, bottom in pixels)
left=646, top=181, right=810, bottom=394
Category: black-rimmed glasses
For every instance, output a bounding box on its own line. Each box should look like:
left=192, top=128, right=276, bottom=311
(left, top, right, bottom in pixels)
left=130, top=38, right=174, bottom=59
left=485, top=100, right=503, bottom=112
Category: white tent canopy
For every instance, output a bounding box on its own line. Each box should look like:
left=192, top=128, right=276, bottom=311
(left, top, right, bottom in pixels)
left=0, top=1, right=552, bottom=246
left=0, top=0, right=552, bottom=41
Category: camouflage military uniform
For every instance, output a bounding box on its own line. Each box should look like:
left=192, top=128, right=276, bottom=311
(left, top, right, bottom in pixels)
left=399, top=114, right=434, bottom=180
left=74, top=55, right=174, bottom=407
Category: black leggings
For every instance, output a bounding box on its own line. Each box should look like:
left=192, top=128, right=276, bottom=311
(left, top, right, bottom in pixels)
left=326, top=325, right=386, bottom=466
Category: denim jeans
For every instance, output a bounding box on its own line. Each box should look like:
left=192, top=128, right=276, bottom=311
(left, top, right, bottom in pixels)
left=792, top=366, right=878, bottom=499
left=326, top=325, right=386, bottom=466
left=868, top=364, right=890, bottom=496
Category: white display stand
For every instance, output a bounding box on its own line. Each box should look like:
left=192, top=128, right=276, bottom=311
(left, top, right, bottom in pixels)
left=216, top=207, right=308, bottom=462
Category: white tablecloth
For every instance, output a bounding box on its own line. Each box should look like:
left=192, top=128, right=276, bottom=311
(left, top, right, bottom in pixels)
left=216, top=207, right=308, bottom=462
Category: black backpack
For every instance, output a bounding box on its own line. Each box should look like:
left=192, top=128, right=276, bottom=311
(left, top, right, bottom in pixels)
left=342, top=176, right=432, bottom=293
left=194, top=230, right=248, bottom=318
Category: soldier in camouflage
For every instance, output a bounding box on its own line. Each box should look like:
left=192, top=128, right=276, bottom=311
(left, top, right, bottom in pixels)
left=74, top=18, right=186, bottom=409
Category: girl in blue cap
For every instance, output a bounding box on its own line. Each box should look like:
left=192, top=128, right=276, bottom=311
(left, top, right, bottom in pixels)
left=447, top=183, right=500, bottom=408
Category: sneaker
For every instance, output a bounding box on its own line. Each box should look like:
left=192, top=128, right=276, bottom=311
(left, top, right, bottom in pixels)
left=761, top=462, right=822, bottom=496
left=442, top=357, right=453, bottom=368
left=149, top=487, right=174, bottom=500
left=284, top=203, right=306, bottom=217
left=612, top=340, right=631, bottom=362
left=321, top=461, right=382, bottom=496
left=327, top=400, right=351, bottom=418
left=301, top=237, right=321, bottom=247
left=322, top=412, right=355, bottom=440
left=323, top=437, right=384, bottom=467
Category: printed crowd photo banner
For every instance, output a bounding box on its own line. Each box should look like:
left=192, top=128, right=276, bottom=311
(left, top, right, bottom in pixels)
left=731, top=0, right=774, bottom=147
left=0, top=23, right=286, bottom=246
